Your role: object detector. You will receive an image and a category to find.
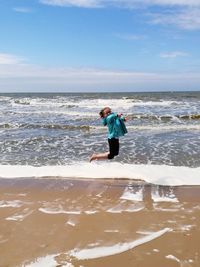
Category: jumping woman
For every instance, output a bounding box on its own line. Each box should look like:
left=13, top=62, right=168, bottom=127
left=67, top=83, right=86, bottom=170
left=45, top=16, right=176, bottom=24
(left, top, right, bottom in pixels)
left=89, top=107, right=127, bottom=162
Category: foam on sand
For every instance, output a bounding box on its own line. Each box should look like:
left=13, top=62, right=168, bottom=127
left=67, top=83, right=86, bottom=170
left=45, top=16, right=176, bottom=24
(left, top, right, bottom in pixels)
left=39, top=207, right=81, bottom=215
left=0, top=162, right=200, bottom=186
left=120, top=186, right=144, bottom=201
left=24, top=254, right=74, bottom=267
left=0, top=200, right=24, bottom=208
left=69, top=228, right=171, bottom=260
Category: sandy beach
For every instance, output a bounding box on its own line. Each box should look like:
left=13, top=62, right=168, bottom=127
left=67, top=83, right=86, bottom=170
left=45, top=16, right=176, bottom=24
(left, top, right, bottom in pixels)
left=0, top=178, right=199, bottom=267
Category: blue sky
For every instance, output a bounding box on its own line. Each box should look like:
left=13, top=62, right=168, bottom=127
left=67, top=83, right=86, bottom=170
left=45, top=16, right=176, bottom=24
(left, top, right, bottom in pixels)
left=0, top=0, right=200, bottom=92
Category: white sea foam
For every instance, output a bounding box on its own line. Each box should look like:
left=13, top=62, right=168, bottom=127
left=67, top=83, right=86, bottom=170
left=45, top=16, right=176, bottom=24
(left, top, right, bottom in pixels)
left=107, top=205, right=125, bottom=213
left=39, top=208, right=81, bottom=215
left=178, top=224, right=195, bottom=232
left=69, top=228, right=170, bottom=260
left=151, top=187, right=178, bottom=203
left=132, top=100, right=179, bottom=107
left=23, top=254, right=74, bottom=267
left=127, top=124, right=200, bottom=131
left=85, top=210, right=98, bottom=214
left=76, top=98, right=135, bottom=109
left=6, top=209, right=33, bottom=221
left=166, top=254, right=180, bottom=263
left=0, top=163, right=200, bottom=186
left=0, top=200, right=24, bottom=208
left=66, top=220, right=76, bottom=227
left=107, top=205, right=143, bottom=213
left=11, top=97, right=135, bottom=113
left=9, top=97, right=183, bottom=118
left=153, top=207, right=179, bottom=212
left=124, top=206, right=144, bottom=212
left=120, top=186, right=143, bottom=201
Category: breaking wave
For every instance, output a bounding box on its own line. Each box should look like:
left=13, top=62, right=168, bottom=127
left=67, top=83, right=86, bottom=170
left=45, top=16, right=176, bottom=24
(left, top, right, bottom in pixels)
left=0, top=162, right=200, bottom=186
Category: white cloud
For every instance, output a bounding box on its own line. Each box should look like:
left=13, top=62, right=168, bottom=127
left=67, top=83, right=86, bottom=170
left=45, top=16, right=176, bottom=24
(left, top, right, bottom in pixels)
left=150, top=8, right=200, bottom=30
left=160, top=51, right=188, bottom=58
left=0, top=53, right=26, bottom=65
left=114, top=33, right=146, bottom=40
left=39, top=1, right=200, bottom=30
left=0, top=64, right=156, bottom=79
left=13, top=7, right=33, bottom=13
left=0, top=63, right=199, bottom=92
left=138, top=0, right=200, bottom=7
left=39, top=0, right=102, bottom=8
left=39, top=0, right=200, bottom=8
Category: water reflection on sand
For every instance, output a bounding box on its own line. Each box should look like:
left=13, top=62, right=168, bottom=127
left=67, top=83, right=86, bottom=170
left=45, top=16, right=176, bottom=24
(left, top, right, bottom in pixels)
left=0, top=178, right=199, bottom=267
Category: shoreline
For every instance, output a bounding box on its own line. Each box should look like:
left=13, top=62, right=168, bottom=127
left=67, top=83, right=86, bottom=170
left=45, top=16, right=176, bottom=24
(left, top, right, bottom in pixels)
left=0, top=163, right=200, bottom=186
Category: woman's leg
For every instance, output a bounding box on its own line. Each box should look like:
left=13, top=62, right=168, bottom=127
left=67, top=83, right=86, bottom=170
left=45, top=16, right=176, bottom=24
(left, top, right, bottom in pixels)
left=89, top=152, right=109, bottom=162
left=89, top=138, right=119, bottom=162
left=108, top=138, right=119, bottom=159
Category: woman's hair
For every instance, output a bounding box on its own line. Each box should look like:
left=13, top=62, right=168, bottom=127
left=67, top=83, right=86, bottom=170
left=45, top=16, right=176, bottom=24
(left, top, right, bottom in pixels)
left=99, top=107, right=111, bottom=118
left=99, top=109, right=105, bottom=118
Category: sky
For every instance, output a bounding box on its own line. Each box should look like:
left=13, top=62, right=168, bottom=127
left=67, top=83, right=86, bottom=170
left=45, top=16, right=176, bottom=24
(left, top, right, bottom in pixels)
left=0, top=0, right=200, bottom=92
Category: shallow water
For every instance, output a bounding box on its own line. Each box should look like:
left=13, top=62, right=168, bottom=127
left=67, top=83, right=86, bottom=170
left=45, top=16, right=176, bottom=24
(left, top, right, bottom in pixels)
left=0, top=92, right=200, bottom=167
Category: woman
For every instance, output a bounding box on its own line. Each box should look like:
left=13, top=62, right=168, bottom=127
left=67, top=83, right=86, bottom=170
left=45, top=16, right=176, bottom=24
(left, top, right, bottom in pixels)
left=89, top=107, right=127, bottom=162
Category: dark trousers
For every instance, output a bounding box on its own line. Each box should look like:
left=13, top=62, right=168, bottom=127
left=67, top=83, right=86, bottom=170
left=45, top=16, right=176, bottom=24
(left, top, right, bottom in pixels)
left=108, top=138, right=119, bottom=159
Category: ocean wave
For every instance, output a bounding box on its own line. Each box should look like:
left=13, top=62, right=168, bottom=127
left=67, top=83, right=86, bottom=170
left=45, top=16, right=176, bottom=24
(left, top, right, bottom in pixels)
left=4, top=95, right=185, bottom=110
left=5, top=110, right=97, bottom=117
left=130, top=114, right=200, bottom=120
left=179, top=114, right=200, bottom=119
left=0, top=162, right=200, bottom=186
left=14, top=99, right=30, bottom=105
left=0, top=123, right=200, bottom=132
left=3, top=106, right=200, bottom=121
left=0, top=123, right=90, bottom=131
left=12, top=99, right=77, bottom=109
left=126, top=124, right=200, bottom=131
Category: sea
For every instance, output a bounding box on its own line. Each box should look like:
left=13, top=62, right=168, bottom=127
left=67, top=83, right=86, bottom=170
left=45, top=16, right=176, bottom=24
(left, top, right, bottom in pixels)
left=1, top=91, right=200, bottom=267
left=0, top=91, right=200, bottom=185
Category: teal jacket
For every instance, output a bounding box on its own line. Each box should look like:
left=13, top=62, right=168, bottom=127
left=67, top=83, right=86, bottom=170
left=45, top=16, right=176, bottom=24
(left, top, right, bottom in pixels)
left=102, top=112, right=128, bottom=139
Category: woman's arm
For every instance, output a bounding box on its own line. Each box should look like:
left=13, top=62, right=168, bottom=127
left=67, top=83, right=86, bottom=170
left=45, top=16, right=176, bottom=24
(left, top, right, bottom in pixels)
left=117, top=113, right=128, bottom=122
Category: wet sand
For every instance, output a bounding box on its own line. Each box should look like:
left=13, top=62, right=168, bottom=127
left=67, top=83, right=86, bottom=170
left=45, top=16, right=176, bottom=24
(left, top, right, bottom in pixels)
left=0, top=178, right=200, bottom=267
